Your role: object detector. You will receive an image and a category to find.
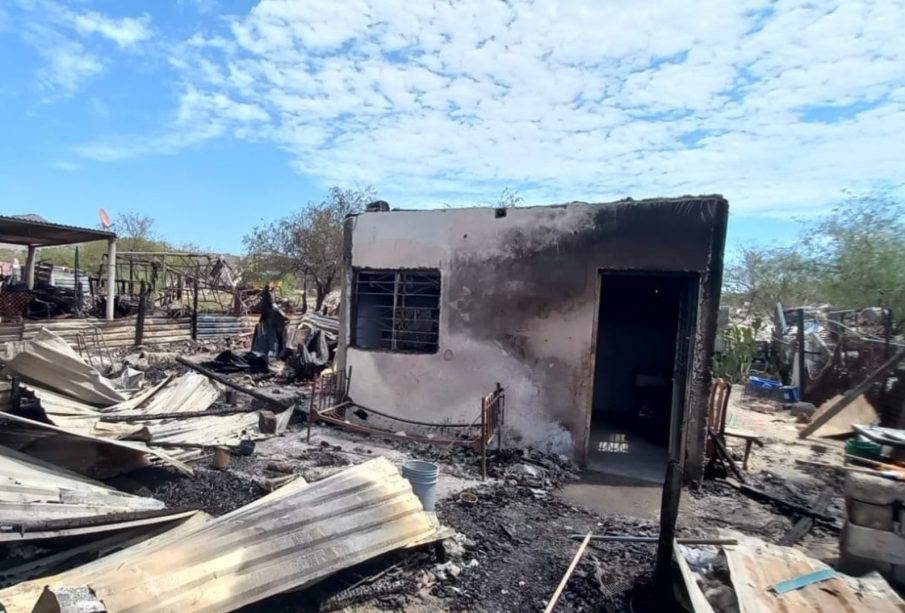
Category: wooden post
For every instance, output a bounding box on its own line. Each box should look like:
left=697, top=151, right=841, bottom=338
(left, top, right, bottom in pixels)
left=135, top=280, right=147, bottom=346
left=799, top=347, right=905, bottom=438
left=654, top=460, right=683, bottom=596
left=175, top=356, right=293, bottom=409
left=191, top=278, right=199, bottom=341
left=543, top=532, right=592, bottom=613
left=306, top=376, right=318, bottom=443
left=797, top=308, right=807, bottom=400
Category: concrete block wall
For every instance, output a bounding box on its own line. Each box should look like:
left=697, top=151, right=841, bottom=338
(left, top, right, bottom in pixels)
left=840, top=472, right=905, bottom=587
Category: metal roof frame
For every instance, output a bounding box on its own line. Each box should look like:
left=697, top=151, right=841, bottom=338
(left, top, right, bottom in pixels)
left=0, top=215, right=115, bottom=247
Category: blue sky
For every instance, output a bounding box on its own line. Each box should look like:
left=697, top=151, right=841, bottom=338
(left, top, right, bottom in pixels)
left=1, top=0, right=903, bottom=256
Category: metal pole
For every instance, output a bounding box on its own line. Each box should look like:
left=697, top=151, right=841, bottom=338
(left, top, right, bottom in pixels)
left=105, top=239, right=116, bottom=321
left=481, top=395, right=487, bottom=480
left=73, top=246, right=81, bottom=315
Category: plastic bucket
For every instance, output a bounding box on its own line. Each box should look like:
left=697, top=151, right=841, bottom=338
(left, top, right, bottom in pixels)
left=401, top=460, right=440, bottom=512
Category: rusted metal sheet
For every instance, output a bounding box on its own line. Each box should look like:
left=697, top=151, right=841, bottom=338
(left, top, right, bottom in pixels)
left=721, top=530, right=904, bottom=612
left=0, top=457, right=446, bottom=613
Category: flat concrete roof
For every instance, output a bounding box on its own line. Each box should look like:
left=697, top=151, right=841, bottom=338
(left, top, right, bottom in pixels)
left=0, top=215, right=116, bottom=247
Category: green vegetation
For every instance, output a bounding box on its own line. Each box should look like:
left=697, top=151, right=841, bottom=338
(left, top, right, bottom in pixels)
left=243, top=186, right=376, bottom=311
left=713, top=321, right=762, bottom=383
left=724, top=191, right=905, bottom=328
left=20, top=213, right=203, bottom=277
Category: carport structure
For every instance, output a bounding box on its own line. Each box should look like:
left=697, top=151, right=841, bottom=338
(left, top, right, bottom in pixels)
left=0, top=215, right=118, bottom=320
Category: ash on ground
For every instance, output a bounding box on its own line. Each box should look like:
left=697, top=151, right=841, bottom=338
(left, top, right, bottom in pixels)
left=107, top=466, right=266, bottom=516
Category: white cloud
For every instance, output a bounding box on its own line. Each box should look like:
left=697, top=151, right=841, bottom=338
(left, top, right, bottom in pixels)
left=76, top=87, right=269, bottom=160
left=78, top=0, right=905, bottom=214
left=72, top=11, right=151, bottom=48
left=16, top=1, right=152, bottom=98
left=28, top=28, right=103, bottom=97
left=53, top=160, right=78, bottom=171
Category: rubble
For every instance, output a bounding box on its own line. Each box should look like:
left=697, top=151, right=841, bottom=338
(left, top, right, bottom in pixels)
left=0, top=457, right=450, bottom=613
left=0, top=305, right=902, bottom=613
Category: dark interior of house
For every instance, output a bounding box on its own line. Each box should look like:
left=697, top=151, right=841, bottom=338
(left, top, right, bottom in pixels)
left=592, top=272, right=687, bottom=447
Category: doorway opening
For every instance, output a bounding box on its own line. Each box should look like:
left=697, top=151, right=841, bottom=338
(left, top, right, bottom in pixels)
left=588, top=271, right=698, bottom=484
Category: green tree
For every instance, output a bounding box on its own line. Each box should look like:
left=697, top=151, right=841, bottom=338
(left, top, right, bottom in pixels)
left=724, top=245, right=819, bottom=316
left=804, top=192, right=905, bottom=322
left=726, top=191, right=905, bottom=329
left=36, top=213, right=172, bottom=276
left=243, top=186, right=376, bottom=311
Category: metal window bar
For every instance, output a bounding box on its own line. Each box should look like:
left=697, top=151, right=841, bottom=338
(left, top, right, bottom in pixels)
left=354, top=270, right=440, bottom=352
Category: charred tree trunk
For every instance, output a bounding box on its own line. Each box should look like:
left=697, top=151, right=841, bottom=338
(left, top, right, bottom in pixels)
left=314, top=281, right=326, bottom=313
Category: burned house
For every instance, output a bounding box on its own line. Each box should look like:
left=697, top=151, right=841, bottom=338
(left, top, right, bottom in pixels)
left=336, top=196, right=728, bottom=482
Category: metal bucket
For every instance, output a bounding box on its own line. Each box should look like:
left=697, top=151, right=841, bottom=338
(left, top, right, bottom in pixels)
left=401, top=460, right=439, bottom=512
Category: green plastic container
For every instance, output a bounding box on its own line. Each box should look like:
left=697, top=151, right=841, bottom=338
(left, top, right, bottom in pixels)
left=845, top=438, right=882, bottom=461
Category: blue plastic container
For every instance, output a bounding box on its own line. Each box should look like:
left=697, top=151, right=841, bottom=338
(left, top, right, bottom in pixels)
left=749, top=376, right=782, bottom=390
left=782, top=386, right=800, bottom=402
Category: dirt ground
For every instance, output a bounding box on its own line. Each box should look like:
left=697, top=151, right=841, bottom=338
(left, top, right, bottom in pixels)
left=684, top=386, right=846, bottom=563
left=70, top=359, right=851, bottom=613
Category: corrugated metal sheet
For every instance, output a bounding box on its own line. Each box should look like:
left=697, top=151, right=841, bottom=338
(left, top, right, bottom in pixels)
left=123, top=372, right=222, bottom=415
left=0, top=444, right=163, bottom=525
left=48, top=269, right=90, bottom=294
left=0, top=214, right=115, bottom=247
left=0, top=509, right=198, bottom=544
left=722, top=530, right=904, bottom=612
left=0, top=511, right=210, bottom=589
left=21, top=373, right=282, bottom=449
left=0, top=411, right=192, bottom=478
left=1, top=314, right=307, bottom=349
left=20, top=384, right=149, bottom=441
left=0, top=457, right=447, bottom=613
left=4, top=329, right=125, bottom=406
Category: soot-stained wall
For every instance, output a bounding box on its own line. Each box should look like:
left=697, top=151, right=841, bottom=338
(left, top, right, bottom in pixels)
left=337, top=196, right=728, bottom=481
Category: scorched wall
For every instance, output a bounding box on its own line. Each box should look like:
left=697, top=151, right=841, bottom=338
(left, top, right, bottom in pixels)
left=337, top=196, right=728, bottom=481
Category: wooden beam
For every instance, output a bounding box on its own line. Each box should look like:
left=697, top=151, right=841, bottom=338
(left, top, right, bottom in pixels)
left=709, top=428, right=747, bottom=483
left=543, top=532, right=591, bottom=613
left=655, top=461, right=682, bottom=594
left=799, top=347, right=905, bottom=438
left=175, top=356, right=293, bottom=409
left=779, top=487, right=833, bottom=545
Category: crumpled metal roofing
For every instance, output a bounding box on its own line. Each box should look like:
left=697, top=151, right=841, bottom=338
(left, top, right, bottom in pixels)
left=0, top=444, right=163, bottom=527
left=0, top=457, right=448, bottom=613
left=3, top=329, right=126, bottom=406
left=14, top=372, right=270, bottom=449
left=720, top=530, right=905, bottom=612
